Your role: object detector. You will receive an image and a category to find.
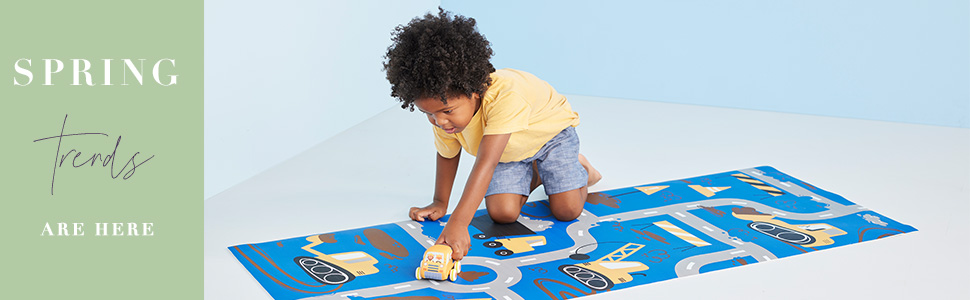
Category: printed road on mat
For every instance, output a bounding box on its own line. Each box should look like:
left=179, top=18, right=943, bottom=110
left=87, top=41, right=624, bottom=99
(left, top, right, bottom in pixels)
left=228, top=166, right=917, bottom=300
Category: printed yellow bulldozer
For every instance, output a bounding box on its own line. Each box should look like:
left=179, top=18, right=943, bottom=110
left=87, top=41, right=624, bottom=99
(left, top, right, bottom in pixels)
left=294, top=235, right=379, bottom=285
left=559, top=243, right=649, bottom=291
left=732, top=207, right=846, bottom=247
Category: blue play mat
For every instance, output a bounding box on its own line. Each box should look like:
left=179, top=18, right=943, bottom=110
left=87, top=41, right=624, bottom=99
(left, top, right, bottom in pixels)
left=229, top=166, right=916, bottom=300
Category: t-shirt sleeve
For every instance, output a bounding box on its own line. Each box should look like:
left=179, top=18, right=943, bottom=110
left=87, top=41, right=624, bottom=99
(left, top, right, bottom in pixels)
left=483, top=91, right=531, bottom=135
left=432, top=126, right=461, bottom=158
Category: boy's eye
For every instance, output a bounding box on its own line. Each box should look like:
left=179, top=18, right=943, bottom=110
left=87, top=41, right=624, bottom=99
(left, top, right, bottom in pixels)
left=443, top=110, right=453, bottom=114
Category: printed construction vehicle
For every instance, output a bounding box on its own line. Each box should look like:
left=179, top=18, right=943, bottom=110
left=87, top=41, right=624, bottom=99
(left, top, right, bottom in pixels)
left=470, top=214, right=535, bottom=240
left=294, top=235, right=379, bottom=285
left=559, top=243, right=649, bottom=291
left=483, top=235, right=546, bottom=256
left=416, top=244, right=461, bottom=281
left=732, top=207, right=846, bottom=247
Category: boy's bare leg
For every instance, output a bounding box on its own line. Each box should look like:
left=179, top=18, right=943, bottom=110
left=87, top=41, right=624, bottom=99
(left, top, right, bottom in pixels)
left=579, top=154, right=602, bottom=187
left=485, top=194, right=528, bottom=224
left=486, top=162, right=542, bottom=224
left=547, top=155, right=595, bottom=222
left=488, top=158, right=595, bottom=223
left=547, top=186, right=587, bottom=222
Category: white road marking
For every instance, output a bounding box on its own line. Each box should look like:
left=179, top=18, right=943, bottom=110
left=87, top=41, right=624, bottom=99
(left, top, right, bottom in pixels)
left=702, top=226, right=714, bottom=232
left=819, top=213, right=833, bottom=218
left=779, top=182, right=791, bottom=187
left=600, top=218, right=614, bottom=222
left=406, top=223, right=416, bottom=229
left=581, top=212, right=586, bottom=216
left=686, top=262, right=695, bottom=270
left=430, top=280, right=439, bottom=286
left=340, top=293, right=358, bottom=297
left=505, top=277, right=514, bottom=284
left=578, top=230, right=584, bottom=237
left=730, top=250, right=746, bottom=255
left=644, top=211, right=658, bottom=215
left=731, top=240, right=745, bottom=245
left=486, top=260, right=500, bottom=266
left=472, top=287, right=491, bottom=291
left=762, top=256, right=771, bottom=261
left=732, top=201, right=747, bottom=205
left=675, top=212, right=686, bottom=217
left=504, top=296, right=513, bottom=300
left=772, top=211, right=787, bottom=216
left=426, top=240, right=435, bottom=246
left=857, top=206, right=867, bottom=210
left=686, top=204, right=699, bottom=208
left=520, top=258, right=537, bottom=263
left=394, top=284, right=411, bottom=289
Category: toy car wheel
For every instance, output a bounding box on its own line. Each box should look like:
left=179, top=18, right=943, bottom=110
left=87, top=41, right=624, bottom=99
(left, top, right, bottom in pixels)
left=495, top=249, right=513, bottom=256
left=484, top=241, right=503, bottom=248
left=473, top=233, right=487, bottom=239
left=455, top=260, right=461, bottom=274
left=415, top=267, right=422, bottom=280
left=449, top=268, right=457, bottom=281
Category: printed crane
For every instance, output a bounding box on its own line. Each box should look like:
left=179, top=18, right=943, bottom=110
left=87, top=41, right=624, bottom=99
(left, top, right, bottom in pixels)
left=559, top=243, right=649, bottom=291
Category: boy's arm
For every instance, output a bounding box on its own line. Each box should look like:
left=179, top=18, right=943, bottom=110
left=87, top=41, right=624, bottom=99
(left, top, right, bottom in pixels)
left=409, top=152, right=460, bottom=222
left=437, top=133, right=511, bottom=260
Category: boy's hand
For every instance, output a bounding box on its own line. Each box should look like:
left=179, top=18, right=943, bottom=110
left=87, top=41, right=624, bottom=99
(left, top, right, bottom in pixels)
left=436, top=222, right=470, bottom=261
left=409, top=202, right=447, bottom=222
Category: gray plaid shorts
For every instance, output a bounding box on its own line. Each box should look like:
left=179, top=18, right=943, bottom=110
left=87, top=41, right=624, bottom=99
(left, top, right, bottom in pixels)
left=485, top=126, right=588, bottom=197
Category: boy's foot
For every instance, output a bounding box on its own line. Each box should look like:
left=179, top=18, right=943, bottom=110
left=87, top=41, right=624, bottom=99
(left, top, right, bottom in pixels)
left=579, top=154, right=602, bottom=187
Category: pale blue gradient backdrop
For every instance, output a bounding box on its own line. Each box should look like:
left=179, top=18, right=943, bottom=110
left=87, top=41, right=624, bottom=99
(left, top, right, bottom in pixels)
left=442, top=0, right=969, bottom=128
left=205, top=0, right=968, bottom=199
left=204, top=0, right=438, bottom=199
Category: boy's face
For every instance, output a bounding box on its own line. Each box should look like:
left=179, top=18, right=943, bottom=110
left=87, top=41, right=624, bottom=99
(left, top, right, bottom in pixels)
left=414, top=93, right=480, bottom=134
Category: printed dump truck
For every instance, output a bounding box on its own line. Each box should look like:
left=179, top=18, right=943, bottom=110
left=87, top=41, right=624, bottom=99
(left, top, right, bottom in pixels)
left=484, top=235, right=547, bottom=256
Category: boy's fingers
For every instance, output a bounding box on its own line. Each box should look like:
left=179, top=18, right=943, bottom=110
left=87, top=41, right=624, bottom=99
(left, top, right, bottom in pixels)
left=411, top=207, right=432, bottom=222
left=449, top=243, right=464, bottom=260
left=408, top=207, right=422, bottom=221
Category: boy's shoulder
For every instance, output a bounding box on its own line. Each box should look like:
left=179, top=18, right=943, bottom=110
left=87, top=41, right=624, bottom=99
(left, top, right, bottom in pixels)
left=491, top=68, right=534, bottom=82
left=487, top=68, right=546, bottom=93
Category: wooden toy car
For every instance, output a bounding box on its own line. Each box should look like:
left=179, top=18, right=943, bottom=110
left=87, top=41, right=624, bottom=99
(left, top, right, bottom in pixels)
left=416, top=244, right=461, bottom=281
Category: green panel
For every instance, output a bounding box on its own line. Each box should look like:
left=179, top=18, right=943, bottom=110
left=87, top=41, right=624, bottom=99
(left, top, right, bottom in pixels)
left=0, top=1, right=201, bottom=298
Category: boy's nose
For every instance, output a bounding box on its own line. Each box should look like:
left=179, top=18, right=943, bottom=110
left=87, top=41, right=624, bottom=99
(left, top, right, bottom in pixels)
left=435, top=117, right=449, bottom=127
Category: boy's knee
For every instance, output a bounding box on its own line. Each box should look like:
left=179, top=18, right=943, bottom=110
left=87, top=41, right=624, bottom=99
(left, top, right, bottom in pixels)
left=550, top=204, right=582, bottom=222
left=548, top=190, right=585, bottom=222
left=486, top=195, right=524, bottom=224
left=488, top=212, right=519, bottom=224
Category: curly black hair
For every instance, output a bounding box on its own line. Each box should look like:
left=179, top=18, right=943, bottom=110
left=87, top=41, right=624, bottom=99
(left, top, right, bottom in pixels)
left=383, top=8, right=495, bottom=111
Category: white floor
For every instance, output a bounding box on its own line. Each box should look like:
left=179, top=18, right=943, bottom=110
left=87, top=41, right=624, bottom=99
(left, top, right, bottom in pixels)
left=205, top=95, right=970, bottom=299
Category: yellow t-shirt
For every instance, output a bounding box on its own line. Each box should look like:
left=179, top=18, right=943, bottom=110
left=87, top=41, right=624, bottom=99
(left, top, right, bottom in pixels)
left=433, top=68, right=580, bottom=162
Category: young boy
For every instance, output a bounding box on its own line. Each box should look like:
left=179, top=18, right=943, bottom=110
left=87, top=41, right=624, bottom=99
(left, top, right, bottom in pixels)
left=383, top=9, right=601, bottom=261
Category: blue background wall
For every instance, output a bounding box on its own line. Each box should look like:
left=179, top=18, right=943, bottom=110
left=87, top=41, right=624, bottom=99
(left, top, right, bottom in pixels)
left=204, top=0, right=438, bottom=199
left=441, top=0, right=969, bottom=128
left=205, top=0, right=968, bottom=199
